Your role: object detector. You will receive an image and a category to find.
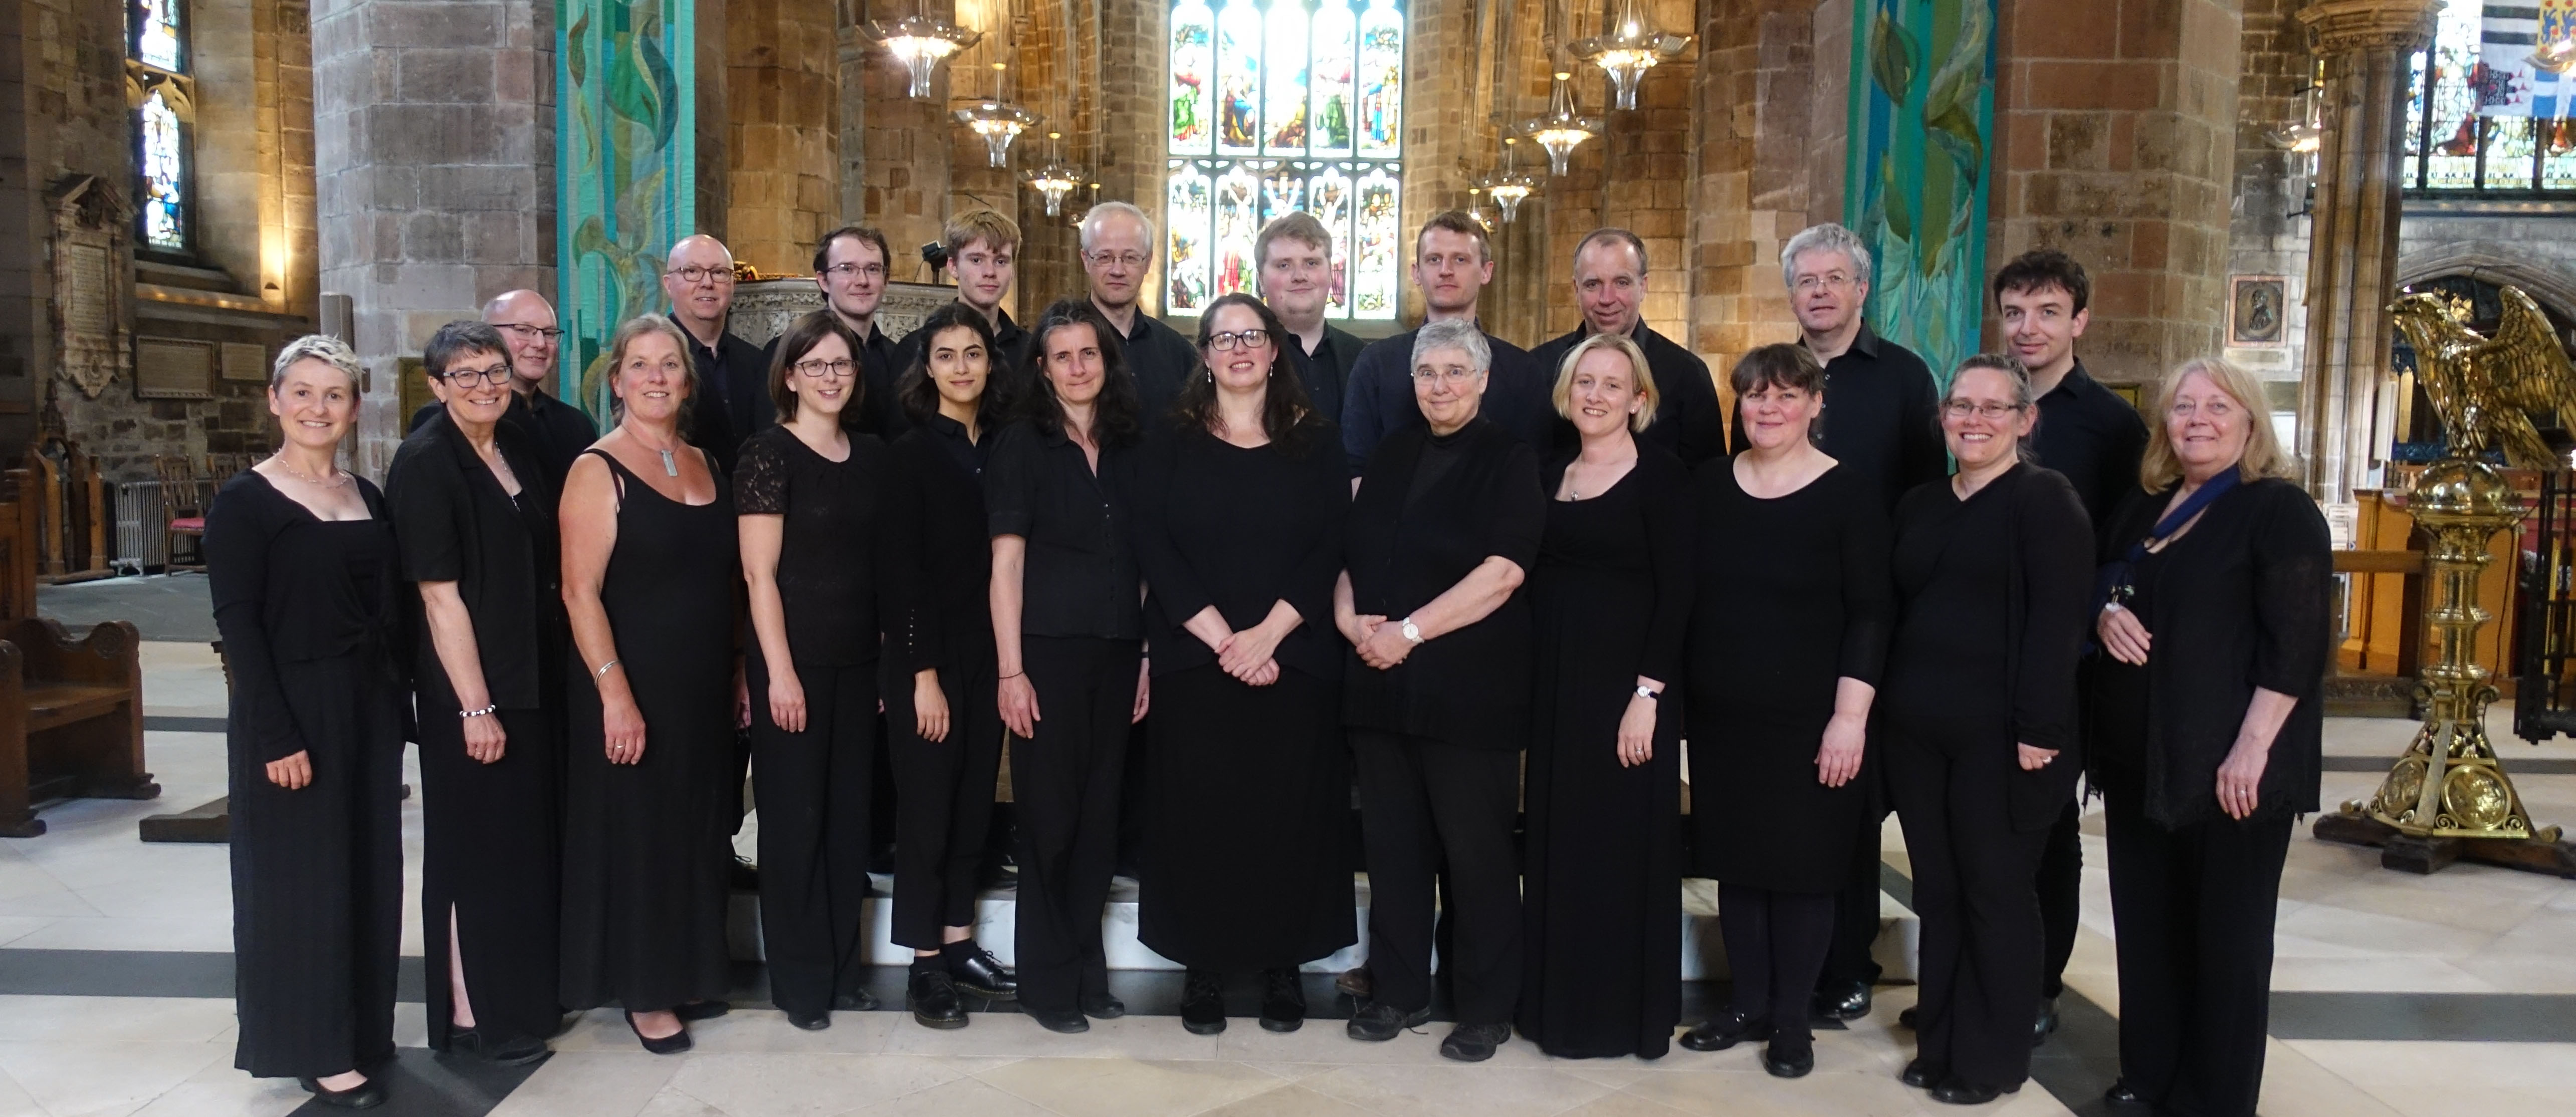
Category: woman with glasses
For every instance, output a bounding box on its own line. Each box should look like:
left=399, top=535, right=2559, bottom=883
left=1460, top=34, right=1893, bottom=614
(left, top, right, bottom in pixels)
left=735, top=310, right=895, bottom=1029
left=1882, top=355, right=2092, bottom=1105
left=386, top=321, right=566, bottom=1069
left=1131, top=294, right=1354, bottom=1035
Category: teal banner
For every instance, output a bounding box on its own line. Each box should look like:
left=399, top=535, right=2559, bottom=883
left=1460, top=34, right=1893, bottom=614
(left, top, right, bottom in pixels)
left=1844, top=0, right=1996, bottom=385
left=557, top=0, right=696, bottom=421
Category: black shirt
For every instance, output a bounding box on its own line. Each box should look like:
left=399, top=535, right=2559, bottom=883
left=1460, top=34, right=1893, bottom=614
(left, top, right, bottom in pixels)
left=686, top=325, right=775, bottom=477
left=408, top=388, right=600, bottom=497
left=898, top=305, right=1038, bottom=428
left=1131, top=420, right=1350, bottom=683
left=1283, top=323, right=1365, bottom=434
left=885, top=413, right=995, bottom=673
left=1731, top=324, right=1946, bottom=511
left=1343, top=417, right=1546, bottom=750
left=1531, top=322, right=1728, bottom=468
left=1108, top=307, right=1202, bottom=427
left=984, top=419, right=1143, bottom=641
left=1339, top=323, right=1552, bottom=471
left=2031, top=360, right=2148, bottom=531
left=766, top=319, right=903, bottom=442
left=734, top=425, right=892, bottom=666
left=385, top=410, right=563, bottom=710
left=203, top=472, right=404, bottom=763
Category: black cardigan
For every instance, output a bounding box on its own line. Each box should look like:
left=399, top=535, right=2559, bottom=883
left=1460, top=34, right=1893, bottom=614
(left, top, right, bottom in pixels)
left=2088, top=477, right=2332, bottom=827
left=385, top=411, right=562, bottom=710
left=883, top=414, right=994, bottom=674
left=204, top=472, right=406, bottom=762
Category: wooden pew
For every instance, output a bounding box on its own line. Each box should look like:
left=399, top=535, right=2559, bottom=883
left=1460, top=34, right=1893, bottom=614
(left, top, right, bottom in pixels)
left=0, top=469, right=158, bottom=836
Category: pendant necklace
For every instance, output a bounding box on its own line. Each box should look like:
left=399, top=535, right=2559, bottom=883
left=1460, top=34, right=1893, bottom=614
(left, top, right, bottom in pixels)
left=634, top=435, right=680, bottom=477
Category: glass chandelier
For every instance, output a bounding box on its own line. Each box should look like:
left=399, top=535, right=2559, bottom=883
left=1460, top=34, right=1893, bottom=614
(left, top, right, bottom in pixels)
left=1517, top=72, right=1602, bottom=177
left=868, top=15, right=981, bottom=100
left=1569, top=0, right=1690, bottom=111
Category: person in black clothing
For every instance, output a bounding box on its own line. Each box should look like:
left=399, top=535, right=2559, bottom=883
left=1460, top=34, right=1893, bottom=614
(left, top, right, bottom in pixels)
left=1883, top=354, right=2091, bottom=1106
left=2090, top=358, right=2329, bottom=1117
left=987, top=298, right=1149, bottom=1033
left=209, top=336, right=405, bottom=1109
left=386, top=321, right=565, bottom=1069
left=1679, top=343, right=1890, bottom=1078
left=1336, top=318, right=1545, bottom=1063
left=558, top=315, right=740, bottom=1054
left=1994, top=248, right=2149, bottom=1044
left=1079, top=201, right=1199, bottom=421
left=1257, top=211, right=1364, bottom=425
left=1750, top=221, right=1947, bottom=1022
left=1131, top=294, right=1355, bottom=1036
left=1529, top=229, right=1726, bottom=467
left=803, top=225, right=905, bottom=439
left=663, top=234, right=772, bottom=475
left=884, top=304, right=1020, bottom=1028
left=1517, top=333, right=1690, bottom=1061
left=735, top=311, right=898, bottom=1030
left=406, top=290, right=599, bottom=493
left=1342, top=210, right=1552, bottom=473
left=894, top=211, right=1036, bottom=426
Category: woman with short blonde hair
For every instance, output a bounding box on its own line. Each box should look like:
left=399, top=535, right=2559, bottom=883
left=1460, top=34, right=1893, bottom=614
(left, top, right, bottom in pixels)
left=1549, top=332, right=1661, bottom=433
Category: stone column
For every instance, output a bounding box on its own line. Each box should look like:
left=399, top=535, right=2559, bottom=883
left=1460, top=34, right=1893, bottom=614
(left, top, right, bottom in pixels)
left=2296, top=0, right=2438, bottom=506
left=857, top=1, right=955, bottom=283
left=729, top=0, right=841, bottom=274
left=1687, top=0, right=1816, bottom=380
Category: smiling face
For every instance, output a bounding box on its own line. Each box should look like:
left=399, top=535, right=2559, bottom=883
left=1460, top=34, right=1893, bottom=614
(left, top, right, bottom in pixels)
left=1041, top=322, right=1108, bottom=409
left=428, top=346, right=514, bottom=428
left=924, top=324, right=990, bottom=411
left=1999, top=282, right=2087, bottom=379
left=951, top=236, right=1016, bottom=315
left=817, top=234, right=888, bottom=324
left=785, top=331, right=857, bottom=420
left=1574, top=238, right=1647, bottom=337
left=661, top=236, right=735, bottom=335
left=1411, top=345, right=1487, bottom=434
left=485, top=291, right=559, bottom=388
left=1565, top=347, right=1643, bottom=441
left=1259, top=236, right=1331, bottom=324
left=1788, top=247, right=1867, bottom=338
left=268, top=358, right=359, bottom=452
left=613, top=328, right=692, bottom=425
left=1082, top=213, right=1152, bottom=312
left=1738, top=379, right=1820, bottom=453
left=2165, top=369, right=2252, bottom=479
left=1199, top=301, right=1276, bottom=395
left=1411, top=228, right=1493, bottom=316
left=1941, top=365, right=2034, bottom=473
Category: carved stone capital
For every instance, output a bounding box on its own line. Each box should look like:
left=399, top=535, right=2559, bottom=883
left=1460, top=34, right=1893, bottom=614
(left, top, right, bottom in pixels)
left=2297, top=0, right=2441, bottom=57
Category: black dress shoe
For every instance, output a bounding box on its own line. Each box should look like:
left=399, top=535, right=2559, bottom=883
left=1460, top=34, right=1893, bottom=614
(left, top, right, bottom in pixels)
left=1762, top=1039, right=1815, bottom=1078
left=448, top=1027, right=550, bottom=1066
left=909, top=967, right=967, bottom=1029
left=1258, top=967, right=1306, bottom=1032
left=788, top=1009, right=831, bottom=1031
left=1346, top=1002, right=1432, bottom=1041
left=1897, top=1007, right=1918, bottom=1030
left=1030, top=1007, right=1090, bottom=1033
left=1079, top=991, right=1126, bottom=1020
left=2104, top=1079, right=2153, bottom=1107
left=834, top=989, right=881, bottom=1012
left=1678, top=1008, right=1770, bottom=1052
left=1440, top=1022, right=1511, bottom=1061
left=1900, top=1059, right=1941, bottom=1089
left=1334, top=966, right=1372, bottom=999
left=1811, top=980, right=1871, bottom=1021
left=1929, top=1079, right=2015, bottom=1105
left=2033, top=996, right=2060, bottom=1047
left=1180, top=969, right=1227, bottom=1035
left=675, top=1000, right=731, bottom=1022
left=949, top=945, right=1019, bottom=1000
left=728, top=855, right=761, bottom=891
left=298, top=1076, right=387, bottom=1110
left=626, top=1012, right=692, bottom=1055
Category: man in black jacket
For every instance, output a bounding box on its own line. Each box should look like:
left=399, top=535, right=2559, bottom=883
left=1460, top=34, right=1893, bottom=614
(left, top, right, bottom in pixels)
left=892, top=209, right=1036, bottom=425
left=663, top=234, right=770, bottom=476
left=406, top=290, right=597, bottom=494
left=1080, top=201, right=1198, bottom=422
left=807, top=224, right=905, bottom=439
left=1339, top=210, right=1549, bottom=474
left=1530, top=229, right=1728, bottom=468
left=1256, top=211, right=1364, bottom=425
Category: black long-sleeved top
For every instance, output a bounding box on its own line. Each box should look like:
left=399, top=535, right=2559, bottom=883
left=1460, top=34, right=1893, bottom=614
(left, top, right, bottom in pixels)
left=2033, top=360, right=2149, bottom=530
left=884, top=413, right=994, bottom=673
left=1531, top=323, right=1728, bottom=469
left=1284, top=323, right=1365, bottom=434
left=893, top=305, right=1036, bottom=430
left=2087, top=478, right=2331, bottom=827
left=734, top=425, right=894, bottom=666
left=1340, top=324, right=1552, bottom=471
left=384, top=411, right=561, bottom=710
left=687, top=326, right=775, bottom=476
left=1884, top=464, right=2093, bottom=829
left=409, top=388, right=600, bottom=496
left=1731, top=324, right=1946, bottom=511
left=1112, top=308, right=1203, bottom=425
left=1688, top=461, right=1892, bottom=717
left=985, top=419, right=1143, bottom=641
left=1343, top=417, right=1546, bottom=750
left=205, top=472, right=406, bottom=763
left=1131, top=420, right=1350, bottom=682
left=765, top=320, right=902, bottom=441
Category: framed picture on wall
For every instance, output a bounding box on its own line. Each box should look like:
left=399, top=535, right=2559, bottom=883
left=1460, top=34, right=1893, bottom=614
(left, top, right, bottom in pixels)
left=2230, top=276, right=2288, bottom=347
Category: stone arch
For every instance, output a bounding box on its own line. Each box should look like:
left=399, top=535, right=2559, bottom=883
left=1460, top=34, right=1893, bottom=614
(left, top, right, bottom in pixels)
left=2394, top=246, right=2576, bottom=324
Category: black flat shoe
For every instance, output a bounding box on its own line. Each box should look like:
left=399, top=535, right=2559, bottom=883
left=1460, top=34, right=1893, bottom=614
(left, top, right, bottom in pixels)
left=1439, top=1022, right=1511, bottom=1062
left=2104, top=1079, right=2153, bottom=1107
left=1897, top=1007, right=1918, bottom=1030
left=949, top=945, right=1018, bottom=1000
left=626, top=1012, right=692, bottom=1055
left=1929, top=1079, right=2017, bottom=1106
left=788, top=1010, right=830, bottom=1031
left=1180, top=969, right=1227, bottom=1035
left=834, top=989, right=880, bottom=1012
left=1334, top=966, right=1372, bottom=999
left=1762, top=1040, right=1815, bottom=1078
left=1258, top=967, right=1306, bottom=1032
left=298, top=1076, right=387, bottom=1110
left=1677, top=1008, right=1770, bottom=1052
left=1079, top=991, right=1126, bottom=1020
left=910, top=968, right=967, bottom=1029
left=448, top=1027, right=550, bottom=1066
left=1901, top=1059, right=1941, bottom=1089
left=675, top=1000, right=730, bottom=1022
left=1811, top=980, right=1871, bottom=1021
left=1345, top=1002, right=1431, bottom=1041
left=1030, top=1007, right=1090, bottom=1033
left=2033, top=996, right=2060, bottom=1047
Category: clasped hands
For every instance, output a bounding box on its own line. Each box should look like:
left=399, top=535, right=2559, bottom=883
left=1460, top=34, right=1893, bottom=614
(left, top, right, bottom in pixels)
left=1341, top=613, right=1416, bottom=669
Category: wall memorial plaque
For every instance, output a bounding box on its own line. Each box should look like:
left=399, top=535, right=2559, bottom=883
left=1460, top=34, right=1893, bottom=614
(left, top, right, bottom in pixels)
left=136, top=338, right=214, bottom=400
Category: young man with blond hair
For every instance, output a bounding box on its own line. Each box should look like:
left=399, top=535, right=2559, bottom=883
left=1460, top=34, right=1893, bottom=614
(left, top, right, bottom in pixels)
left=1255, top=211, right=1364, bottom=423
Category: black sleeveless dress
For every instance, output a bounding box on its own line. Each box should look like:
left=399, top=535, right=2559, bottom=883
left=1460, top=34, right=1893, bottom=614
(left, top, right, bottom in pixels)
left=559, top=448, right=740, bottom=1014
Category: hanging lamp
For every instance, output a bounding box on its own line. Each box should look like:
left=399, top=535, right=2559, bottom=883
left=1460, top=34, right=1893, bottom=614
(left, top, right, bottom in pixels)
left=1022, top=132, right=1085, bottom=216
left=955, top=62, right=1040, bottom=168
left=1477, top=139, right=1541, bottom=222
left=1517, top=72, right=1602, bottom=176
left=868, top=15, right=980, bottom=100
left=1569, top=0, right=1691, bottom=112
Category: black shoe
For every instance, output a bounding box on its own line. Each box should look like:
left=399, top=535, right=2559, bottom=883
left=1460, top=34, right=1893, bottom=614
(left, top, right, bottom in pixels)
left=2104, top=1079, right=2153, bottom=1107
left=949, top=945, right=1019, bottom=1000
left=834, top=989, right=880, bottom=1012
left=298, top=1076, right=387, bottom=1110
left=1346, top=1002, right=1432, bottom=1041
left=1677, top=1008, right=1770, bottom=1052
left=728, top=855, right=760, bottom=891
left=1762, top=1039, right=1815, bottom=1078
left=1079, top=991, right=1125, bottom=1020
left=1439, top=1022, right=1511, bottom=1062
left=1929, top=1079, right=2014, bottom=1105
left=1811, top=980, right=1871, bottom=1021
left=1259, top=967, right=1306, bottom=1032
left=1180, top=969, right=1227, bottom=1035
left=625, top=1012, right=692, bottom=1055
left=675, top=1000, right=730, bottom=1022
left=788, top=1010, right=830, bottom=1031
left=448, top=1027, right=550, bottom=1066
left=1897, top=1006, right=1918, bottom=1030
left=2033, top=996, right=2060, bottom=1047
left=1334, top=966, right=1372, bottom=999
left=909, top=968, right=967, bottom=1029
left=1901, top=1059, right=1940, bottom=1089
left=1030, top=1007, right=1090, bottom=1033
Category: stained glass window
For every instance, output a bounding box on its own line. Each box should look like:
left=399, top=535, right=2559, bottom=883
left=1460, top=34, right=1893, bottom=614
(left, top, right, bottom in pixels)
left=132, top=0, right=185, bottom=73
left=2407, top=1, right=2576, bottom=193
left=130, top=0, right=192, bottom=253
left=1167, top=0, right=1402, bottom=320
left=139, top=90, right=187, bottom=251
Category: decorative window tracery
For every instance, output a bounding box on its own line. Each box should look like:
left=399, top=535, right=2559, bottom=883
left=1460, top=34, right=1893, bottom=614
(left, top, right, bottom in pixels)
left=2407, top=1, right=2576, bottom=192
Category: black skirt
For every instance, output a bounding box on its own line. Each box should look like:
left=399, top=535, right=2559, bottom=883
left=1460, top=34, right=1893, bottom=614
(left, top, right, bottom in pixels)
left=416, top=698, right=563, bottom=1046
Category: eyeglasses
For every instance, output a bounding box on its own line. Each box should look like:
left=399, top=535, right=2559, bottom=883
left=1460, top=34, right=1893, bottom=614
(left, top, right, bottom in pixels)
left=493, top=323, right=564, bottom=342
left=1942, top=400, right=2024, bottom=420
left=1793, top=273, right=1857, bottom=293
left=1410, top=367, right=1481, bottom=384
left=666, top=265, right=736, bottom=285
left=1084, top=251, right=1150, bottom=270
left=821, top=263, right=886, bottom=280
left=437, top=363, right=513, bottom=388
left=1205, top=328, right=1271, bottom=351
left=794, top=358, right=857, bottom=379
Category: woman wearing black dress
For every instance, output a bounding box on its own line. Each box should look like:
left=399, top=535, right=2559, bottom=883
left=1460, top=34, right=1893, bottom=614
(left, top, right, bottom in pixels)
left=1518, top=333, right=1688, bottom=1060
left=737, top=310, right=895, bottom=1030
left=1679, top=343, right=1889, bottom=1076
left=209, top=336, right=405, bottom=1109
left=1131, top=294, right=1353, bottom=1036
left=885, top=304, right=1018, bottom=1029
left=987, top=298, right=1147, bottom=1033
left=1882, top=355, right=2091, bottom=1105
left=387, top=320, right=565, bottom=1067
left=2090, top=358, right=2329, bottom=1117
left=558, top=315, right=740, bottom=1053
left=1336, top=319, right=1545, bottom=1063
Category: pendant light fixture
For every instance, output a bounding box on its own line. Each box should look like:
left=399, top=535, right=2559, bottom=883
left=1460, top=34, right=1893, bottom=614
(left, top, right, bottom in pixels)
left=1570, top=0, right=1691, bottom=111
left=1477, top=138, right=1541, bottom=222
left=955, top=60, right=1040, bottom=168
left=1517, top=71, right=1602, bottom=176
left=868, top=15, right=981, bottom=100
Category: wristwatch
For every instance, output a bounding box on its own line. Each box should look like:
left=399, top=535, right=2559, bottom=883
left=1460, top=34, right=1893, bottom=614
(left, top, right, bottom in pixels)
left=1399, top=617, right=1423, bottom=645
left=1634, top=686, right=1659, bottom=702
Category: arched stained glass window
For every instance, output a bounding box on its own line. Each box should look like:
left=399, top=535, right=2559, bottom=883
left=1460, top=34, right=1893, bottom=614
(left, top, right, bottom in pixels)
left=130, top=0, right=193, bottom=253
left=2405, top=1, right=2576, bottom=192
left=1167, top=0, right=1402, bottom=320
left=139, top=90, right=188, bottom=251
left=133, top=0, right=185, bottom=73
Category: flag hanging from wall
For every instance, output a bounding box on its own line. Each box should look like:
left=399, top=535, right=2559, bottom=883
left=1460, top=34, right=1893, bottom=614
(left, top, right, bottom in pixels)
left=2477, top=1, right=2576, bottom=118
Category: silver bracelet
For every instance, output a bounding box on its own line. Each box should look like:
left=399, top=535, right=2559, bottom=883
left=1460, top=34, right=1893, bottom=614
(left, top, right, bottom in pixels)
left=595, top=658, right=620, bottom=679
left=460, top=703, right=498, bottom=719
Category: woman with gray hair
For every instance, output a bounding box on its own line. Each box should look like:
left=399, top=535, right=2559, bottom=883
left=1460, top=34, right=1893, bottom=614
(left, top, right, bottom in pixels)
left=208, top=335, right=406, bottom=1107
left=1335, top=318, right=1545, bottom=1062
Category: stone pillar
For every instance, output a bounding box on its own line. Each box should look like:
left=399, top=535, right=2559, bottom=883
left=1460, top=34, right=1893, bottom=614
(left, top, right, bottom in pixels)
left=1687, top=0, right=1815, bottom=383
left=192, top=0, right=318, bottom=321
left=2226, top=0, right=2315, bottom=396
left=857, top=1, right=954, bottom=283
left=729, top=0, right=841, bottom=274
left=2296, top=0, right=2438, bottom=506
left=1094, top=0, right=1163, bottom=311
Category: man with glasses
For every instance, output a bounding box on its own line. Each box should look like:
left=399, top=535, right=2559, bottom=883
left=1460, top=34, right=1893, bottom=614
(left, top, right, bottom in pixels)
left=1078, top=201, right=1198, bottom=420
left=663, top=233, right=770, bottom=475
left=895, top=209, right=1035, bottom=419
left=1529, top=229, right=1727, bottom=467
left=1256, top=211, right=1363, bottom=424
left=407, top=289, right=598, bottom=492
left=1341, top=210, right=1550, bottom=475
left=801, top=224, right=906, bottom=439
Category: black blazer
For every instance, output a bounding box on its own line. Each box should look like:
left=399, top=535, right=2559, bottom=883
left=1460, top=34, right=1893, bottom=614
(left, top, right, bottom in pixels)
left=384, top=411, right=563, bottom=711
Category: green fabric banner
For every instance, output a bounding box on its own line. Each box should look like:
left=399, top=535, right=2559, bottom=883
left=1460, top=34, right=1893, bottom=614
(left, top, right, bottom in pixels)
left=557, top=0, right=696, bottom=420
left=1844, top=0, right=1996, bottom=386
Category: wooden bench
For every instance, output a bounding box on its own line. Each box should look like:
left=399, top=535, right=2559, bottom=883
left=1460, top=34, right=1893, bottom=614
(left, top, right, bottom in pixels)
left=0, top=468, right=157, bottom=836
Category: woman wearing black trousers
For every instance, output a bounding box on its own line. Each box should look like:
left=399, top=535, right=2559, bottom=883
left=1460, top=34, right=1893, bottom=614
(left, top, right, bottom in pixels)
left=987, top=298, right=1148, bottom=1033
left=737, top=310, right=895, bottom=1030
left=209, top=335, right=406, bottom=1108
left=1132, top=294, right=1354, bottom=1036
left=884, top=303, right=1018, bottom=1029
left=2091, top=358, right=2329, bottom=1117
left=1882, top=354, right=2091, bottom=1105
left=1517, top=333, right=1689, bottom=1060
left=1679, top=343, right=1889, bottom=1076
left=388, top=321, right=565, bottom=1067
left=1335, top=318, right=1545, bottom=1063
